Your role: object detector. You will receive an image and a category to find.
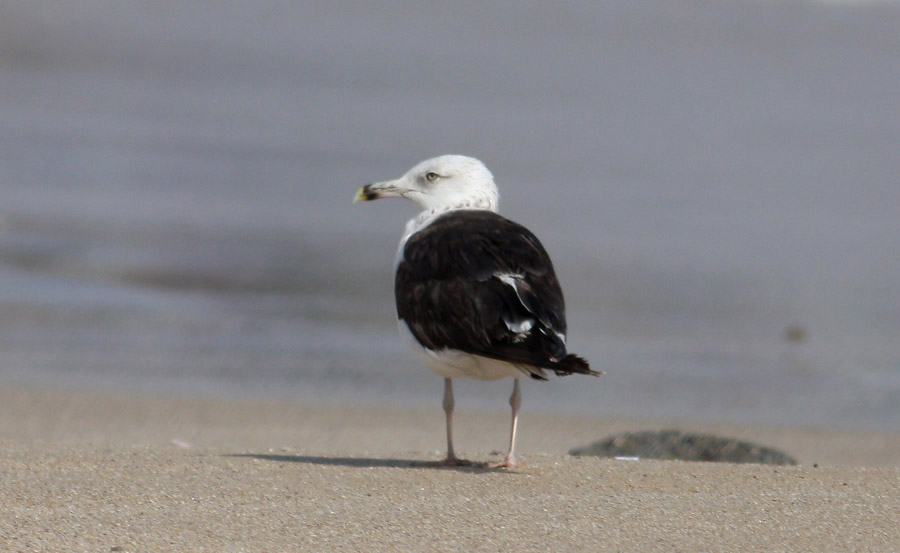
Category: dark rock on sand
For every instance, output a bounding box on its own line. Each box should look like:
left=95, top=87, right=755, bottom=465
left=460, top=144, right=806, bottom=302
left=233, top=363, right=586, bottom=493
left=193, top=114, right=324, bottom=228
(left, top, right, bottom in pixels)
left=570, top=429, right=797, bottom=465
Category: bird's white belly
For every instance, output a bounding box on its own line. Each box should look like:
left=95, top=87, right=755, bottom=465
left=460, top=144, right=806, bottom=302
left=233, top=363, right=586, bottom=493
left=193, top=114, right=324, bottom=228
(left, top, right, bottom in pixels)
left=398, top=321, right=523, bottom=381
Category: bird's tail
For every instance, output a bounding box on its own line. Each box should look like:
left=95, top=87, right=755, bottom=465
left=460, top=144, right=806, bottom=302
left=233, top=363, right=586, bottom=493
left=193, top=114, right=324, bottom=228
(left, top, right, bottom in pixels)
left=552, top=354, right=603, bottom=377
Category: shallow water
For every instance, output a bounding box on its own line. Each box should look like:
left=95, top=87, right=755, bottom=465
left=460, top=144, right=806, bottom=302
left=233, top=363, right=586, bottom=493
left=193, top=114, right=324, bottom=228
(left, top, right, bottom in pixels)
left=1, top=1, right=899, bottom=430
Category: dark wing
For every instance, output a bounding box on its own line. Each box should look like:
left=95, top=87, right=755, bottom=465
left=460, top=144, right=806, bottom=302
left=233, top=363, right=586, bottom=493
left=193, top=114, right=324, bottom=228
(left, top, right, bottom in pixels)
left=395, top=210, right=579, bottom=379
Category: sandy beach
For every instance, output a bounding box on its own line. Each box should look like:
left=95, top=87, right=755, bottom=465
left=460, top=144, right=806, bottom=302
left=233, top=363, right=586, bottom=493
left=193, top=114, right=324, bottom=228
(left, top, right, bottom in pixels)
left=3, top=384, right=899, bottom=552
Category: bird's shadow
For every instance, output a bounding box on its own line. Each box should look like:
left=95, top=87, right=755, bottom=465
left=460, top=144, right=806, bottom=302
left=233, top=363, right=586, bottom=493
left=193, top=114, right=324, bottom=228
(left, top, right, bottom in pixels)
left=224, top=453, right=514, bottom=473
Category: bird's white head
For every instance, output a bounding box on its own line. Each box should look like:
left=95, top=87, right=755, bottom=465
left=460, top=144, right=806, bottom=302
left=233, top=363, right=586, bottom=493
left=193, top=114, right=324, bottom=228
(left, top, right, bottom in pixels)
left=354, top=155, right=499, bottom=216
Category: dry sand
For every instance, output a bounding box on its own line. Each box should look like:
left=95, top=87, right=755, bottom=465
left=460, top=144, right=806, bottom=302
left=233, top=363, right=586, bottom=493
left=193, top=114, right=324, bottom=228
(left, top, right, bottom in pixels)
left=3, top=384, right=899, bottom=552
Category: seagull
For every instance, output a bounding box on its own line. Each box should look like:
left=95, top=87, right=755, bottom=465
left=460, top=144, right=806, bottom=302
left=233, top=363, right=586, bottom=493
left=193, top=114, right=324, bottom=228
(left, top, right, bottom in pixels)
left=355, top=155, right=600, bottom=468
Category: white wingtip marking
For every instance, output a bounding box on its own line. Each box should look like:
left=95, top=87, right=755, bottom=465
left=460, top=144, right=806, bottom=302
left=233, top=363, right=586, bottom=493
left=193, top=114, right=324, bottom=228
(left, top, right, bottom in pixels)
left=504, top=317, right=534, bottom=335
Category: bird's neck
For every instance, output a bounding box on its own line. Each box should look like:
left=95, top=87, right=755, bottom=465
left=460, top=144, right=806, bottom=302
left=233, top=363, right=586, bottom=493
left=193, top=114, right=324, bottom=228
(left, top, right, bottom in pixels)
left=402, top=202, right=496, bottom=243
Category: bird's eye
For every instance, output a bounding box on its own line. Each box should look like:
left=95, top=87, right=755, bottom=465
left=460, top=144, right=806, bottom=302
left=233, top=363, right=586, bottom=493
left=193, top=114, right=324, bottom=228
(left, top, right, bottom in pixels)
left=425, top=172, right=440, bottom=182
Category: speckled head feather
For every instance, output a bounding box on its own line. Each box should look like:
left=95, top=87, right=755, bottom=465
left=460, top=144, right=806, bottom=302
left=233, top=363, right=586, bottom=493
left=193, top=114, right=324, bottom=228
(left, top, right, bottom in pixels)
left=355, top=155, right=499, bottom=215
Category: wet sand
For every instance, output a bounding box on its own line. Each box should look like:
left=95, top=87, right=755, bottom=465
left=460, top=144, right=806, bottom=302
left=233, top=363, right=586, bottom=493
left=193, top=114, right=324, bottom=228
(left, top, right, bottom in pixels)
left=3, top=385, right=899, bottom=551
left=4, top=1, right=900, bottom=434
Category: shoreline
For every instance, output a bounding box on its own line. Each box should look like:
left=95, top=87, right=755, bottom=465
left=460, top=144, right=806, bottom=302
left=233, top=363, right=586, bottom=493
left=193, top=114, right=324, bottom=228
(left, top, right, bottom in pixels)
left=2, top=383, right=899, bottom=467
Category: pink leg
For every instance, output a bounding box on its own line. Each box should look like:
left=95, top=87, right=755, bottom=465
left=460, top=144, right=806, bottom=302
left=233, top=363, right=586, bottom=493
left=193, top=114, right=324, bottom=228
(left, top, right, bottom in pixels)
left=488, top=378, right=521, bottom=468
left=443, top=378, right=459, bottom=463
left=426, top=378, right=470, bottom=466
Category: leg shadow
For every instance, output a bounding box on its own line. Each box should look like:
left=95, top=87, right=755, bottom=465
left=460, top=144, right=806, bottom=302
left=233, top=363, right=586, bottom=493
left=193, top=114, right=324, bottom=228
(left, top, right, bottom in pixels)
left=224, top=453, right=511, bottom=472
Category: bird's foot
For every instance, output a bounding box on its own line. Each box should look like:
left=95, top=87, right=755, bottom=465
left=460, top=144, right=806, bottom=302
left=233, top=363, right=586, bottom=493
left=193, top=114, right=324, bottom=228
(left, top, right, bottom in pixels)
left=485, top=456, right=518, bottom=469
